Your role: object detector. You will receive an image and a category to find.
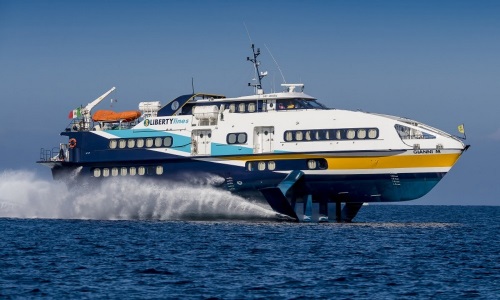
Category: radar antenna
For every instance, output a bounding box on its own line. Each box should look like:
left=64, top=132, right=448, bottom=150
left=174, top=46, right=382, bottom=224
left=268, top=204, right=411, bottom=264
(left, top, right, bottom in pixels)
left=247, top=44, right=267, bottom=95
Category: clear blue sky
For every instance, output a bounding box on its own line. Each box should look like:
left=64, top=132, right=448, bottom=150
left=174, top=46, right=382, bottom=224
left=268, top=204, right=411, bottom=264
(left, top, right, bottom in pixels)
left=1, top=0, right=499, bottom=205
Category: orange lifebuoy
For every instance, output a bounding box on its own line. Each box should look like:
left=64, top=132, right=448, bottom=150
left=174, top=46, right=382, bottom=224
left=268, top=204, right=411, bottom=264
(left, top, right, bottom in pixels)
left=69, top=138, right=77, bottom=149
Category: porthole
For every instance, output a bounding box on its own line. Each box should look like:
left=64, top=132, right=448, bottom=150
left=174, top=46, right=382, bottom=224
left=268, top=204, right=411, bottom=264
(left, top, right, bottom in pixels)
left=120, top=167, right=127, bottom=176
left=118, top=139, right=126, bottom=149
left=138, top=166, right=145, bottom=176
left=315, top=131, right=320, bottom=140
left=336, top=130, right=342, bottom=140
left=136, top=139, right=145, bottom=148
left=127, top=139, right=135, bottom=148
left=156, top=165, right=163, bottom=175
left=264, top=131, right=269, bottom=135
left=200, top=133, right=204, bottom=138
left=163, top=137, right=172, bottom=147
left=102, top=168, right=110, bottom=177
left=111, top=167, right=118, bottom=176
left=307, top=160, right=317, bottom=169
left=208, top=133, right=212, bottom=138
left=109, top=140, right=117, bottom=149
left=296, top=131, right=303, bottom=141
left=93, top=168, right=101, bottom=177
left=268, top=161, right=276, bottom=171
left=325, top=131, right=330, bottom=140
left=237, top=133, right=247, bottom=144
left=228, top=133, right=237, bottom=144
left=129, top=167, right=137, bottom=176
left=357, top=129, right=367, bottom=139
left=258, top=161, right=266, bottom=171
left=285, top=131, right=293, bottom=142
left=229, top=104, right=236, bottom=113
left=368, top=129, right=378, bottom=139
left=146, top=138, right=154, bottom=147
left=154, top=137, right=162, bottom=147
left=247, top=162, right=253, bottom=171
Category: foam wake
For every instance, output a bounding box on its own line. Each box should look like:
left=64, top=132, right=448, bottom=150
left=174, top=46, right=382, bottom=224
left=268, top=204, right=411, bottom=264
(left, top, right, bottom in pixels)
left=0, top=170, right=276, bottom=221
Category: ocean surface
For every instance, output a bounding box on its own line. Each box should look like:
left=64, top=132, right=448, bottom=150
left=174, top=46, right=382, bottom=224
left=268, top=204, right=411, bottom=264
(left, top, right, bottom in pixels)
left=0, top=171, right=499, bottom=299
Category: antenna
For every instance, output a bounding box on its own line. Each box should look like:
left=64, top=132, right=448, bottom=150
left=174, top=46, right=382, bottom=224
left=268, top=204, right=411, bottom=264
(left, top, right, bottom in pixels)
left=191, top=77, right=195, bottom=94
left=264, top=44, right=286, bottom=84
left=244, top=22, right=252, bottom=44
left=243, top=24, right=267, bottom=94
left=247, top=44, right=267, bottom=94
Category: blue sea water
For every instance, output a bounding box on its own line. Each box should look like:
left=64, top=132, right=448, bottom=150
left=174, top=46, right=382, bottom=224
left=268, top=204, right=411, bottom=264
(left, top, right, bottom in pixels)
left=0, top=171, right=499, bottom=299
left=1, top=206, right=499, bottom=299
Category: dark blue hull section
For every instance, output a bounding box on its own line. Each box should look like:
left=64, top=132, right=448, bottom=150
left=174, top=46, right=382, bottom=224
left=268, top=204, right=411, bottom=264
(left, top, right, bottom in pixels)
left=51, top=158, right=445, bottom=204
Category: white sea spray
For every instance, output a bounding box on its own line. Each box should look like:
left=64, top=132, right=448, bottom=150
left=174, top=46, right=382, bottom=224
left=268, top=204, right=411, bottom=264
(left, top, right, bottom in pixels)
left=0, top=170, right=275, bottom=220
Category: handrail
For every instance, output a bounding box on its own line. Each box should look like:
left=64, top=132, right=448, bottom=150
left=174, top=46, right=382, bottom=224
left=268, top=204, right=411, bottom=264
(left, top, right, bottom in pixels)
left=39, top=147, right=62, bottom=162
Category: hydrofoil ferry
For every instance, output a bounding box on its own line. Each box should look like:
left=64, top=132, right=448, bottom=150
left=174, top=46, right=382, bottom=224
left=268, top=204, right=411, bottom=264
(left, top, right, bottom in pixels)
left=38, top=45, right=469, bottom=222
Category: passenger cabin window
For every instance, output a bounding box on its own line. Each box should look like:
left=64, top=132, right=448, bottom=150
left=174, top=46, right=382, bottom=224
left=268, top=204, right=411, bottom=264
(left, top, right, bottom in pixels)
left=119, top=139, right=126, bottom=149
left=295, top=131, right=303, bottom=141
left=120, top=167, right=127, bottom=176
left=357, top=129, right=366, bottom=139
left=138, top=166, right=145, bottom=175
left=163, top=137, right=173, bottom=147
left=137, top=139, right=144, bottom=148
left=156, top=166, right=163, bottom=175
left=284, top=128, right=379, bottom=142
left=238, top=103, right=246, bottom=112
left=248, top=103, right=256, bottom=112
left=129, top=167, right=137, bottom=176
left=346, top=130, right=355, bottom=139
left=154, top=138, right=162, bottom=147
left=227, top=133, right=247, bottom=144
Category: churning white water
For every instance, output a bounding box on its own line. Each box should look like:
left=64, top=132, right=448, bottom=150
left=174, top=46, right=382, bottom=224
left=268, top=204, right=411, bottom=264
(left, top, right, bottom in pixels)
left=0, top=170, right=276, bottom=220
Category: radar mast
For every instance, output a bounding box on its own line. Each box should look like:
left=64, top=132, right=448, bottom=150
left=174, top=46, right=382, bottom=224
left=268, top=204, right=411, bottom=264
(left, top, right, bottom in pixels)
left=247, top=44, right=267, bottom=95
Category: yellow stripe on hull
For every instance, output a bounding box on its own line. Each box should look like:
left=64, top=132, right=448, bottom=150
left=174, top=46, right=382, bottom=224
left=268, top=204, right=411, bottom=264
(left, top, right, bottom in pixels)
left=327, top=153, right=462, bottom=170
left=220, top=150, right=463, bottom=171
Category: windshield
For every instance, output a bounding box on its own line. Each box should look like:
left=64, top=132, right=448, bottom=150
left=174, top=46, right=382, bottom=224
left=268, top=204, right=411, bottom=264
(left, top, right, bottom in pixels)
left=306, top=100, right=327, bottom=109
left=276, top=98, right=328, bottom=110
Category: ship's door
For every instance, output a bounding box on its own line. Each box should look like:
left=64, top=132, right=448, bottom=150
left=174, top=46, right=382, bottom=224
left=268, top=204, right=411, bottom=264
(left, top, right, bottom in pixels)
left=253, top=126, right=274, bottom=153
left=192, top=129, right=212, bottom=156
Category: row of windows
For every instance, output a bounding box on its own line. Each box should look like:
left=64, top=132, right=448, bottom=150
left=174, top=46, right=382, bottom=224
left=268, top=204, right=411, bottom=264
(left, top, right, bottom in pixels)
left=227, top=102, right=258, bottom=113
left=248, top=160, right=277, bottom=171
left=246, top=159, right=327, bottom=171
left=93, top=166, right=164, bottom=177
left=227, top=132, right=247, bottom=144
left=109, top=137, right=173, bottom=149
left=284, top=128, right=379, bottom=142
left=187, top=102, right=261, bottom=114
left=187, top=98, right=326, bottom=115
